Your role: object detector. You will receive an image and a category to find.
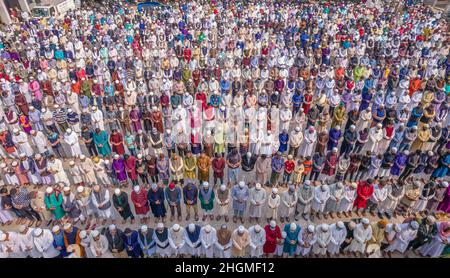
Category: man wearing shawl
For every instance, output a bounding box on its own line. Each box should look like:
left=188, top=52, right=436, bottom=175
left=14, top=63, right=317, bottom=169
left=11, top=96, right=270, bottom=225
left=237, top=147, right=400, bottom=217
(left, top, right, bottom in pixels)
left=215, top=224, right=232, bottom=258
left=282, top=222, right=300, bottom=257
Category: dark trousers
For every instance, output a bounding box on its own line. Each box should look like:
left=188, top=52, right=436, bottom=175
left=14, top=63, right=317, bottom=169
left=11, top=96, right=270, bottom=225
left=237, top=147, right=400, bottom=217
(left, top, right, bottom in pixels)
left=168, top=203, right=182, bottom=216
left=86, top=144, right=98, bottom=157
left=19, top=205, right=42, bottom=221
left=399, top=166, right=414, bottom=180
left=310, top=170, right=321, bottom=181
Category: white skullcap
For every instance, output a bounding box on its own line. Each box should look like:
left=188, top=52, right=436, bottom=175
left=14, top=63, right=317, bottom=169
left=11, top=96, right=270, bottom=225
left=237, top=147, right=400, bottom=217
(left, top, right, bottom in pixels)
left=91, top=230, right=100, bottom=238
left=69, top=161, right=75, bottom=166
left=281, top=231, right=287, bottom=238
left=254, top=225, right=262, bottom=232
left=272, top=188, right=278, bottom=194
left=0, top=163, right=6, bottom=168
left=238, top=181, right=245, bottom=187
left=410, top=221, right=419, bottom=230
left=202, top=181, right=209, bottom=187
left=13, top=128, right=19, bottom=133
left=337, top=221, right=345, bottom=229
left=108, top=224, right=116, bottom=231
left=77, top=186, right=84, bottom=193
left=307, top=225, right=315, bottom=233
left=80, top=154, right=86, bottom=160
left=114, top=188, right=121, bottom=195
left=133, top=185, right=140, bottom=192
left=137, top=154, right=143, bottom=159
left=52, top=225, right=60, bottom=233
left=173, top=224, right=180, bottom=231
left=362, top=218, right=370, bottom=225
left=33, top=228, right=43, bottom=237
left=270, top=220, right=276, bottom=228
left=79, top=230, right=87, bottom=239
left=114, top=154, right=119, bottom=159
left=321, top=224, right=329, bottom=232
left=351, top=182, right=358, bottom=188
left=156, top=223, right=164, bottom=229
left=220, top=184, right=227, bottom=191
left=394, top=224, right=402, bottom=232
left=188, top=223, right=196, bottom=232
left=238, top=226, right=245, bottom=233
left=66, top=128, right=72, bottom=133
left=290, top=223, right=297, bottom=231
left=46, top=187, right=53, bottom=194
left=11, top=161, right=17, bottom=167
left=442, top=182, right=449, bottom=188
left=19, top=153, right=26, bottom=158
left=255, top=183, right=262, bottom=190
left=141, top=225, right=148, bottom=232
left=63, top=186, right=70, bottom=192
left=295, top=126, right=301, bottom=132
left=0, top=233, right=6, bottom=241
left=205, top=224, right=212, bottom=233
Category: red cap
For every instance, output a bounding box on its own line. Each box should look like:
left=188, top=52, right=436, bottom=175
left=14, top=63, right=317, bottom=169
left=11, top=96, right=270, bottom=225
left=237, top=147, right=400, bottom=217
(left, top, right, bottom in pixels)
left=169, top=183, right=175, bottom=190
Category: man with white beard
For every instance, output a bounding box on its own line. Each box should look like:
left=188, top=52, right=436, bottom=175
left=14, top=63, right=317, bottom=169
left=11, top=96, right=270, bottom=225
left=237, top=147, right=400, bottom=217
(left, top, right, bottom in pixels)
left=200, top=224, right=217, bottom=258
left=266, top=188, right=281, bottom=222
left=385, top=221, right=419, bottom=255
left=91, top=106, right=105, bottom=130
left=346, top=218, right=373, bottom=257
left=90, top=229, right=113, bottom=258
left=168, top=223, right=185, bottom=257
left=296, top=224, right=316, bottom=257
left=327, top=221, right=347, bottom=256
left=248, top=183, right=267, bottom=223
left=311, top=184, right=331, bottom=220
left=214, top=224, right=232, bottom=258
left=339, top=182, right=357, bottom=217
left=64, top=128, right=82, bottom=157
left=248, top=224, right=266, bottom=258
left=312, top=223, right=332, bottom=257
left=32, top=228, right=60, bottom=258
left=279, top=185, right=298, bottom=223
left=79, top=230, right=94, bottom=258
left=184, top=223, right=202, bottom=257
left=12, top=128, right=33, bottom=157
left=16, top=225, right=36, bottom=258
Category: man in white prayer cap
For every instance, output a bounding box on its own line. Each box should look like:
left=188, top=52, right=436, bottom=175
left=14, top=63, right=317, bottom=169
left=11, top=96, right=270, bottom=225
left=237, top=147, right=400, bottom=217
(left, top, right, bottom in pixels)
left=296, top=224, right=317, bottom=257
left=153, top=222, right=170, bottom=258
left=215, top=184, right=231, bottom=222
left=63, top=128, right=82, bottom=157
left=327, top=221, right=347, bottom=256
left=214, top=224, right=232, bottom=258
left=32, top=228, right=60, bottom=258
left=266, top=187, right=281, bottom=222
left=183, top=223, right=202, bottom=257
left=312, top=223, right=332, bottom=257
left=384, top=221, right=419, bottom=255
left=90, top=230, right=113, bottom=258
left=248, top=183, right=267, bottom=223
left=200, top=224, right=217, bottom=258
left=168, top=223, right=186, bottom=257
left=16, top=224, right=36, bottom=258
left=248, top=224, right=266, bottom=258
left=11, top=128, right=33, bottom=157
left=345, top=218, right=373, bottom=257
left=231, top=225, right=250, bottom=258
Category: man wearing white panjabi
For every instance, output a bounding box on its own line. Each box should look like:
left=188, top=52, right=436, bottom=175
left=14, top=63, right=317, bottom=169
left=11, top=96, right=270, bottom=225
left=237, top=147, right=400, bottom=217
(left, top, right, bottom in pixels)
left=153, top=223, right=171, bottom=258
left=12, top=128, right=33, bottom=157
left=248, top=224, right=266, bottom=258
left=16, top=225, right=36, bottom=258
left=248, top=183, right=267, bottom=222
left=312, top=184, right=331, bottom=218
left=93, top=157, right=111, bottom=185
left=30, top=130, right=49, bottom=155
left=32, top=228, right=60, bottom=258
left=90, top=229, right=113, bottom=258
left=168, top=223, right=185, bottom=257
left=296, top=224, right=316, bottom=257
left=280, top=107, right=292, bottom=132
left=91, top=184, right=114, bottom=225
left=184, top=223, right=202, bottom=257
left=47, top=155, right=70, bottom=186
left=214, top=224, right=233, bottom=258
left=385, top=221, right=419, bottom=254
left=339, top=182, right=357, bottom=217
left=0, top=231, right=19, bottom=258
left=346, top=218, right=373, bottom=256
left=365, top=123, right=383, bottom=154
left=80, top=155, right=97, bottom=185
left=91, top=106, right=105, bottom=130
left=266, top=188, right=281, bottom=221
left=312, top=224, right=332, bottom=257
left=289, top=126, right=303, bottom=157
left=261, top=130, right=274, bottom=156
left=298, top=126, right=317, bottom=158
left=216, top=184, right=231, bottom=221
left=279, top=185, right=298, bottom=222
left=200, top=224, right=217, bottom=258
left=327, top=221, right=347, bottom=256
left=64, top=128, right=82, bottom=157
left=66, top=91, right=80, bottom=114
left=420, top=221, right=450, bottom=258
left=79, top=230, right=94, bottom=258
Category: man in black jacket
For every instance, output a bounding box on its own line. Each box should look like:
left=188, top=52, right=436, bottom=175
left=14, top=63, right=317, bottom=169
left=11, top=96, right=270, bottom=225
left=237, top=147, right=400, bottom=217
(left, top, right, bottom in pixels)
left=406, top=216, right=438, bottom=255
left=377, top=147, right=396, bottom=179
left=103, top=224, right=127, bottom=258
left=241, top=152, right=257, bottom=178
left=112, top=188, right=135, bottom=225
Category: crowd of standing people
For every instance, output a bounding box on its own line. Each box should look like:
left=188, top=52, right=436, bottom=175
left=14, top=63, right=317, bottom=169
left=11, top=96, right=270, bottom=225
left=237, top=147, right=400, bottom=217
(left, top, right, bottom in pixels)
left=0, top=0, right=449, bottom=258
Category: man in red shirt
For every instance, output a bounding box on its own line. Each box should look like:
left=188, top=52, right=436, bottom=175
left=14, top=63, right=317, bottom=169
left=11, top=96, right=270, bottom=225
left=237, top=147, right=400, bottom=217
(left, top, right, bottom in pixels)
left=282, top=155, right=296, bottom=186
left=353, top=178, right=374, bottom=217
left=212, top=153, right=225, bottom=186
